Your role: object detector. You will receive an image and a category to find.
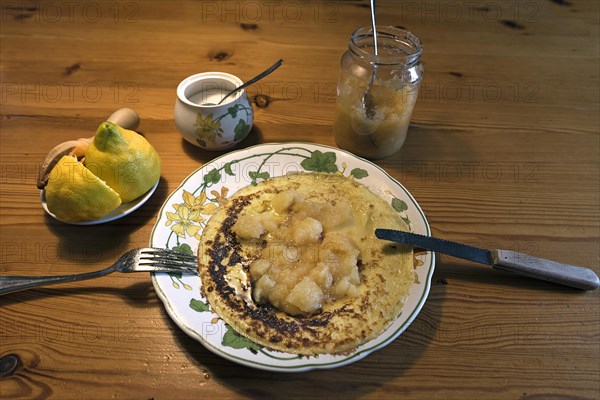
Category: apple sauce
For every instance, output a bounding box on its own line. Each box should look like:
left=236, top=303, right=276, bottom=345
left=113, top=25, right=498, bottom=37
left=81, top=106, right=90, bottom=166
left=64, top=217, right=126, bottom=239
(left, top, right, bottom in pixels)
left=232, top=189, right=361, bottom=316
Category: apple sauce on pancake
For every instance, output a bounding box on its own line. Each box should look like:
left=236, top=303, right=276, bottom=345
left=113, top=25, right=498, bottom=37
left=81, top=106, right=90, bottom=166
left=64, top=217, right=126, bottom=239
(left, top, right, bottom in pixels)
left=198, top=173, right=414, bottom=355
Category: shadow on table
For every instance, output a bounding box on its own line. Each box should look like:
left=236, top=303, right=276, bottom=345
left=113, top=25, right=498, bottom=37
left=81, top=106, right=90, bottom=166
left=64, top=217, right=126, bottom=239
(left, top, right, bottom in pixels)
left=402, top=123, right=476, bottom=157
left=43, top=175, right=171, bottom=266
left=162, top=283, right=446, bottom=399
left=0, top=280, right=162, bottom=307
left=181, top=124, right=264, bottom=165
left=160, top=258, right=590, bottom=398
left=377, top=124, right=478, bottom=183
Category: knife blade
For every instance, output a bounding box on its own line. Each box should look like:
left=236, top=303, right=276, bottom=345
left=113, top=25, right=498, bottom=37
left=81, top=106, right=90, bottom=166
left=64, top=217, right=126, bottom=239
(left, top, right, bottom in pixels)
left=375, top=229, right=599, bottom=291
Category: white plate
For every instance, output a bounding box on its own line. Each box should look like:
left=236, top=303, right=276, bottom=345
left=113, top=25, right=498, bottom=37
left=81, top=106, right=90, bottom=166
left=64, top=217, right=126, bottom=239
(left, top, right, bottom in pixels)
left=150, top=143, right=434, bottom=372
left=41, top=179, right=159, bottom=225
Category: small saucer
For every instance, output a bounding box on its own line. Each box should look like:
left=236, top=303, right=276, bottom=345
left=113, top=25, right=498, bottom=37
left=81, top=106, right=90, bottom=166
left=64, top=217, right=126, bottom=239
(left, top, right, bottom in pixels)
left=40, top=179, right=159, bottom=225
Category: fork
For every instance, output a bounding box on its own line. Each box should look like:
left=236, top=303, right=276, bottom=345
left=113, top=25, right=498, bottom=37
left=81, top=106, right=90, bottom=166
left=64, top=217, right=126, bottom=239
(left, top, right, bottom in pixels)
left=0, top=248, right=198, bottom=296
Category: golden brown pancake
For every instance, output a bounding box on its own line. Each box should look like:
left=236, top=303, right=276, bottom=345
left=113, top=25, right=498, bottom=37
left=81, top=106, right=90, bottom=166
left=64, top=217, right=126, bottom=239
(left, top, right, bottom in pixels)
left=198, top=173, right=414, bottom=355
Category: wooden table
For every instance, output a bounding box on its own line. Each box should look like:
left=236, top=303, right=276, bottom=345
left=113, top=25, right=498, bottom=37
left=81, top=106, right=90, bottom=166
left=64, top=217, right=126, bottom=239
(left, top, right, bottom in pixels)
left=1, top=1, right=598, bottom=399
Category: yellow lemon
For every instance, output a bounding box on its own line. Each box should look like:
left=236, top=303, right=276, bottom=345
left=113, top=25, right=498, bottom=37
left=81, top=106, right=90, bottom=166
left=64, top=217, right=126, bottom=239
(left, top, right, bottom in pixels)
left=45, top=155, right=122, bottom=222
left=84, top=122, right=161, bottom=203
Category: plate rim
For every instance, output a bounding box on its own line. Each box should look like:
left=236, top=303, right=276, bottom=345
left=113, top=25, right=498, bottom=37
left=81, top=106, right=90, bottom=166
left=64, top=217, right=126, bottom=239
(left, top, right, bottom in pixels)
left=150, top=142, right=435, bottom=372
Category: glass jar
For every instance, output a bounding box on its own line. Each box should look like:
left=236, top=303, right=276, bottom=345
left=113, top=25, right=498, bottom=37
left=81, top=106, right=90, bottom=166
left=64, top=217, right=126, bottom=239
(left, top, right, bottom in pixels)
left=334, top=26, right=423, bottom=160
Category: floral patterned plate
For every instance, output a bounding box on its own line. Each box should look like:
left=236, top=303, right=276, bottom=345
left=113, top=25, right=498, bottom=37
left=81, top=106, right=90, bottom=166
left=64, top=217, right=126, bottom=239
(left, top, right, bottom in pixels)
left=150, top=143, right=434, bottom=372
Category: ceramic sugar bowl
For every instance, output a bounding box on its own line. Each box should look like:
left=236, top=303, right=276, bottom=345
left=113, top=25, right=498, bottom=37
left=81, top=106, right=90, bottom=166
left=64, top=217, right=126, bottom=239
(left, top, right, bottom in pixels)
left=174, top=72, right=254, bottom=150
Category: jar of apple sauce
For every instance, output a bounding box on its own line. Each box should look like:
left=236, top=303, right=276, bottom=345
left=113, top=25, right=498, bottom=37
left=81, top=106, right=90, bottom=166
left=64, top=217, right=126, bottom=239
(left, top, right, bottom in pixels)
left=334, top=26, right=423, bottom=160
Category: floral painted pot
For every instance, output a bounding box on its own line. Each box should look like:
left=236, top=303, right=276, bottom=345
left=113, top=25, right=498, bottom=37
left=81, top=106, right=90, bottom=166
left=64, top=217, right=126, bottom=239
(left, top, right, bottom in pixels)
left=174, top=72, right=254, bottom=150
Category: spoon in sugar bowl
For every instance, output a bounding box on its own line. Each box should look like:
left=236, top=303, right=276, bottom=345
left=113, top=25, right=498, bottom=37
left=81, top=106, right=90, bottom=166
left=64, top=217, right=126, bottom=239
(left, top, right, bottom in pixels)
left=203, top=59, right=284, bottom=106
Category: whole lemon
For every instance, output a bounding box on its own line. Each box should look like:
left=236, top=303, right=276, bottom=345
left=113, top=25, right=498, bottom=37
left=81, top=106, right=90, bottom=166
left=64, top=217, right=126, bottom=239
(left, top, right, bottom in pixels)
left=85, top=122, right=161, bottom=203
left=45, top=155, right=122, bottom=222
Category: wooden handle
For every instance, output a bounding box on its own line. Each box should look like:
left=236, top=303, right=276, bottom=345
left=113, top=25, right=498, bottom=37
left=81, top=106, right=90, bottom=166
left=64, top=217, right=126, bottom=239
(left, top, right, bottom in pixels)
left=36, top=108, right=140, bottom=189
left=106, top=107, right=140, bottom=131
left=492, top=250, right=599, bottom=290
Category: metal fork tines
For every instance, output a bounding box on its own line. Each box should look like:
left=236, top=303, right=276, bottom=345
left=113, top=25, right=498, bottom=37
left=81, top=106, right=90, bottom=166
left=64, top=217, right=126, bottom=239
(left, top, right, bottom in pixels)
left=135, top=248, right=198, bottom=271
left=0, top=247, right=199, bottom=296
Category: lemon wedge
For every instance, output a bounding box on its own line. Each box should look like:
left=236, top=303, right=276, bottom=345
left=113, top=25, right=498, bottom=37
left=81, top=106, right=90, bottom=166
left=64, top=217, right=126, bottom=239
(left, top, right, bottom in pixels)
left=45, top=155, right=122, bottom=222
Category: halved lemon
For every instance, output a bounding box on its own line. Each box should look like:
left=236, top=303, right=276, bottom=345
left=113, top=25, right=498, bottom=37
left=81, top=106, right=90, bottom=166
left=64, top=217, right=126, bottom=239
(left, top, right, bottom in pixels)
left=45, top=155, right=122, bottom=222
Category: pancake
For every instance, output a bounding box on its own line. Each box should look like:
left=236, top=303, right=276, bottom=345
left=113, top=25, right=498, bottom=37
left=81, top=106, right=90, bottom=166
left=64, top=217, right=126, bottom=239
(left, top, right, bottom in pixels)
left=198, top=173, right=414, bottom=355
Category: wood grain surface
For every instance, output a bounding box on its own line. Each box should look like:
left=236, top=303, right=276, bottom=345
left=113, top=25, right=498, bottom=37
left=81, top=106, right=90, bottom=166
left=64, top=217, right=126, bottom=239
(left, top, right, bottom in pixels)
left=1, top=0, right=598, bottom=399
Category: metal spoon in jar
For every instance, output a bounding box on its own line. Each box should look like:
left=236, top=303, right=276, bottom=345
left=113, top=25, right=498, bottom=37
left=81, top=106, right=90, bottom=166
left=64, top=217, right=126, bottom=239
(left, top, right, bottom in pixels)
left=204, top=59, right=284, bottom=106
left=362, top=0, right=378, bottom=119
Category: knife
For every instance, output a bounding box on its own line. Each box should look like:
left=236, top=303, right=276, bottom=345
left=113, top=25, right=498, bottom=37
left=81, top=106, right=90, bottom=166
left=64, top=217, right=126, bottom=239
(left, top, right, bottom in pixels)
left=375, top=229, right=599, bottom=291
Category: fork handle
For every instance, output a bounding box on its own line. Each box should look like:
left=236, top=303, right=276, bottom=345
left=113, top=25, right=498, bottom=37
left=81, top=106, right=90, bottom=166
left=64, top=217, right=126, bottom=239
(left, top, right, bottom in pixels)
left=0, top=266, right=114, bottom=296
